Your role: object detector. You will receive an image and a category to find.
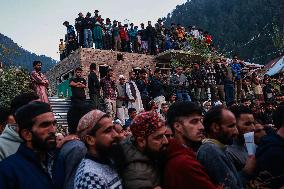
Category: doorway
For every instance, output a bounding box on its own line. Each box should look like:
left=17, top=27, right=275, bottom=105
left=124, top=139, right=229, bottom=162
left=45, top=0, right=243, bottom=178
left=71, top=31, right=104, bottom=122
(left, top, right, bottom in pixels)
left=99, top=64, right=109, bottom=79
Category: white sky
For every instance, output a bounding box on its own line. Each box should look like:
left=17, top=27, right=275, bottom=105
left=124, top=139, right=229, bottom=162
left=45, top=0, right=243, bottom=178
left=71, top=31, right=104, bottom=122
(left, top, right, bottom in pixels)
left=0, top=0, right=187, bottom=61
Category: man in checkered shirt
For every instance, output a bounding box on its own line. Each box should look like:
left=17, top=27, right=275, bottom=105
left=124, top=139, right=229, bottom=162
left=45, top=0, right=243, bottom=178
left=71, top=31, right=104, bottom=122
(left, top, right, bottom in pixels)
left=202, top=59, right=218, bottom=101
left=74, top=110, right=123, bottom=189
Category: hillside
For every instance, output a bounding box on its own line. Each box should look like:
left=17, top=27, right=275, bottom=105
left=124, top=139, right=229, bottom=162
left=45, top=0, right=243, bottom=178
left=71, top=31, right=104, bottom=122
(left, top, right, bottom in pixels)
left=0, top=33, right=57, bottom=72
left=164, top=0, right=283, bottom=64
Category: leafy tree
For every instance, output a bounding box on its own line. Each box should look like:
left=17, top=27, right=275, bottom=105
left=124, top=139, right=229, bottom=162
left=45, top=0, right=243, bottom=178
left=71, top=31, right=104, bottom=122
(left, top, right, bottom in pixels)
left=165, top=0, right=283, bottom=64
left=0, top=67, right=34, bottom=108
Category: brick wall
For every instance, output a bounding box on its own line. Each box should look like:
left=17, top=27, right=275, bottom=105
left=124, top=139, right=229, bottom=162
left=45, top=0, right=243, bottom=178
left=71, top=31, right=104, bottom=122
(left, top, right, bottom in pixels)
left=46, top=48, right=157, bottom=95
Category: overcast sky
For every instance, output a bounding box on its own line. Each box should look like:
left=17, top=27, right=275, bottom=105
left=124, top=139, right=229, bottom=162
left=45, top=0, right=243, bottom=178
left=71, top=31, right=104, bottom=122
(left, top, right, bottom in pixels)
left=0, top=0, right=186, bottom=61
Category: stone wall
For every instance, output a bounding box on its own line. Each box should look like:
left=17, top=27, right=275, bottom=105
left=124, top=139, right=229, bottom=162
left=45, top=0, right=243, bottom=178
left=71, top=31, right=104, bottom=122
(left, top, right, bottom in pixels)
left=46, top=48, right=157, bottom=95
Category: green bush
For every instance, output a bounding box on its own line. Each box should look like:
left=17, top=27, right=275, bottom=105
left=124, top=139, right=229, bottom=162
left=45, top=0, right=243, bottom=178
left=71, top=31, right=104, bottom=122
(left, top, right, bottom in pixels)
left=0, top=66, right=34, bottom=108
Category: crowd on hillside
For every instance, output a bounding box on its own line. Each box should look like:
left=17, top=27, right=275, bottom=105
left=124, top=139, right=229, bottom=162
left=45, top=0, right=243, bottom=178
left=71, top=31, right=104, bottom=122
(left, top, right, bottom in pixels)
left=58, top=10, right=213, bottom=60
left=0, top=59, right=284, bottom=189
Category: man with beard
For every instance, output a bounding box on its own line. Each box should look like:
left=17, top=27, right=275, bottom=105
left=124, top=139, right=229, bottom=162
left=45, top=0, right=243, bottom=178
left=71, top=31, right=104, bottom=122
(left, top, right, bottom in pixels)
left=0, top=101, right=57, bottom=189
left=117, top=111, right=168, bottom=189
left=31, top=60, right=49, bottom=103
left=74, top=110, right=123, bottom=189
left=226, top=105, right=255, bottom=171
left=126, top=71, right=143, bottom=112
left=197, top=106, right=254, bottom=188
left=163, top=102, right=217, bottom=189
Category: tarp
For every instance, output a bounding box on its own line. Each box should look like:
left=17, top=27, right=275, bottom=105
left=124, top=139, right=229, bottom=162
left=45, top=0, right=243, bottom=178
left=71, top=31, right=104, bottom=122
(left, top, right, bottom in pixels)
left=266, top=56, right=284, bottom=76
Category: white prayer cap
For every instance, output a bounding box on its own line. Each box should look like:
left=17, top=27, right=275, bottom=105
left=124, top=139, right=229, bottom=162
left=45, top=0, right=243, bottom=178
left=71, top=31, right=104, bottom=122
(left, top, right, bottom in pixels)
left=118, top=75, right=125, bottom=79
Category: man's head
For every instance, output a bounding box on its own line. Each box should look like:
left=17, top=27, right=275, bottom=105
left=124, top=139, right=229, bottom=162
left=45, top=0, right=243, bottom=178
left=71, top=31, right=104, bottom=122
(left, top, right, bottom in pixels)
left=15, top=102, right=57, bottom=151
left=78, top=12, right=83, bottom=18
left=63, top=21, right=69, bottom=26
left=130, top=111, right=168, bottom=156
left=148, top=21, right=151, bottom=26
left=233, top=55, right=238, bottom=63
left=0, top=106, right=14, bottom=134
left=74, top=67, right=83, bottom=78
left=140, top=69, right=148, bottom=79
left=241, top=98, right=251, bottom=107
left=129, top=71, right=136, bottom=80
left=203, top=106, right=238, bottom=145
left=33, top=60, right=42, bottom=72
left=154, top=68, right=161, bottom=79
left=272, top=105, right=284, bottom=129
left=77, top=110, right=119, bottom=156
left=230, top=105, right=255, bottom=135
left=113, top=119, right=126, bottom=141
left=161, top=102, right=169, bottom=114
left=89, top=63, right=96, bottom=72
left=167, top=102, right=204, bottom=147
left=254, top=118, right=266, bottom=145
left=128, top=108, right=137, bottom=119
left=140, top=23, right=144, bottom=29
left=176, top=66, right=183, bottom=75
left=86, top=12, right=91, bottom=18
left=265, top=102, right=274, bottom=112
left=118, top=75, right=126, bottom=84
left=202, top=100, right=212, bottom=113
left=107, top=68, right=114, bottom=77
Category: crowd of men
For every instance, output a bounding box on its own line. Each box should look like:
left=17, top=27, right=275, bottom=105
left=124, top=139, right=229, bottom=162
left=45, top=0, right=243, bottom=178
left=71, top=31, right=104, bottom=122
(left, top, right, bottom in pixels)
left=0, top=58, right=283, bottom=188
left=59, top=10, right=213, bottom=60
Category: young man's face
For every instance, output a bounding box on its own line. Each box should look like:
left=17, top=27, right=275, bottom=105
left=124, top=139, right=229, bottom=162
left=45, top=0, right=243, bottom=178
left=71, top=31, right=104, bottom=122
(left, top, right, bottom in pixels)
left=130, top=111, right=137, bottom=119
left=176, top=67, right=183, bottom=75
left=176, top=114, right=204, bottom=143
left=155, top=71, right=161, bottom=79
left=237, top=114, right=255, bottom=135
left=141, top=72, right=148, bottom=79
left=75, top=70, right=82, bottom=78
left=34, top=63, right=42, bottom=72
left=145, top=125, right=168, bottom=154
left=233, top=56, right=238, bottom=63
left=108, top=71, right=114, bottom=77
left=129, top=72, right=136, bottom=80
left=29, top=112, right=57, bottom=151
left=161, top=105, right=169, bottom=114
left=217, top=110, right=238, bottom=145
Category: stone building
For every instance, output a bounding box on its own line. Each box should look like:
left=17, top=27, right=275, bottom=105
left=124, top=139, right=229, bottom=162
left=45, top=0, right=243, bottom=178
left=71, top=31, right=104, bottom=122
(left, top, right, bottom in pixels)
left=46, top=48, right=157, bottom=96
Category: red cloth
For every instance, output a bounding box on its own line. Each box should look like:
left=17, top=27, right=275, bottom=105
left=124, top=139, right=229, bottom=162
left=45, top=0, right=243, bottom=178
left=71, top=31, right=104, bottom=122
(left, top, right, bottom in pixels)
left=163, top=139, right=218, bottom=189
left=205, top=35, right=212, bottom=44
left=119, top=28, right=127, bottom=40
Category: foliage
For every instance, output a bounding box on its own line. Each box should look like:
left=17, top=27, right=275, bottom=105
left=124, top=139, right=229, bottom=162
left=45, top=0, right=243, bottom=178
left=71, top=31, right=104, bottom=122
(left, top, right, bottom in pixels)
left=0, top=66, right=34, bottom=108
left=271, top=20, right=284, bottom=53
left=169, top=37, right=223, bottom=68
left=165, top=0, right=283, bottom=64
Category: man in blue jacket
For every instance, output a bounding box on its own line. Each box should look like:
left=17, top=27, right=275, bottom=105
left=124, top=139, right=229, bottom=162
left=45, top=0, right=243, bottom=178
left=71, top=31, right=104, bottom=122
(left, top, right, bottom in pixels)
left=0, top=101, right=57, bottom=189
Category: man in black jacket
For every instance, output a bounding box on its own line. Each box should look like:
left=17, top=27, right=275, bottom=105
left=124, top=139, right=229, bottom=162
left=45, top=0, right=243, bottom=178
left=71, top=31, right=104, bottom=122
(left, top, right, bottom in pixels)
left=88, top=63, right=100, bottom=108
left=146, top=21, right=157, bottom=55
left=83, top=12, right=93, bottom=48
left=254, top=104, right=284, bottom=188
left=75, top=12, right=84, bottom=47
